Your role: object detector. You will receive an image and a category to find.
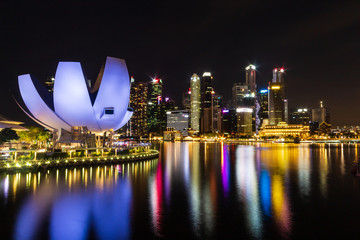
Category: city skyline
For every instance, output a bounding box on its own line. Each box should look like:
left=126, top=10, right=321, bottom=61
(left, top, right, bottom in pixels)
left=0, top=1, right=359, bottom=126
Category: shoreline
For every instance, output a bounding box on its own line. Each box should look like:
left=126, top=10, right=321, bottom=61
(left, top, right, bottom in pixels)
left=0, top=150, right=159, bottom=173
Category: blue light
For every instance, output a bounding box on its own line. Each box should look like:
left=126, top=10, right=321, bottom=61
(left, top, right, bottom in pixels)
left=260, top=90, right=268, bottom=93
left=260, top=170, right=271, bottom=217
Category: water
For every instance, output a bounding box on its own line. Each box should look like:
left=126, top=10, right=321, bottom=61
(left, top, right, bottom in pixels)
left=1, top=142, right=360, bottom=239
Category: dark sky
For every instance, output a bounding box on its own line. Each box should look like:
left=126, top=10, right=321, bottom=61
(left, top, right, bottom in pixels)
left=1, top=0, right=359, bottom=126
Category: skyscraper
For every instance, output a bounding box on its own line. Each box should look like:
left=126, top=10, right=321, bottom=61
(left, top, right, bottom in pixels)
left=268, top=68, right=286, bottom=125
left=232, top=83, right=249, bottom=107
left=190, top=73, right=201, bottom=132
left=148, top=78, right=162, bottom=134
left=259, top=89, right=269, bottom=124
left=312, top=101, right=330, bottom=124
left=201, top=72, right=213, bottom=133
left=268, top=83, right=284, bottom=125
left=129, top=77, right=148, bottom=137
left=245, top=64, right=256, bottom=92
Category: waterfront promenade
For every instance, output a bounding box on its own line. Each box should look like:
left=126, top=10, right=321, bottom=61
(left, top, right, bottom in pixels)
left=0, top=146, right=159, bottom=172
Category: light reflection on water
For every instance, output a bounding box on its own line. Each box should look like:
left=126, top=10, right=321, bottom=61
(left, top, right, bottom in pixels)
left=0, top=143, right=360, bottom=239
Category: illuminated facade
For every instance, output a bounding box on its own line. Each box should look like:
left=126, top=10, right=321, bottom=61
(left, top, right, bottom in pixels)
left=201, top=72, right=213, bottom=133
left=268, top=68, right=286, bottom=125
left=245, top=64, right=256, bottom=92
left=17, top=56, right=133, bottom=134
left=166, top=110, right=189, bottom=135
left=190, top=74, right=200, bottom=132
left=232, top=83, right=249, bottom=107
left=259, top=89, right=269, bottom=122
left=259, top=122, right=309, bottom=138
left=236, top=108, right=253, bottom=135
left=290, top=108, right=310, bottom=125
left=129, top=79, right=148, bottom=137
left=148, top=78, right=163, bottom=134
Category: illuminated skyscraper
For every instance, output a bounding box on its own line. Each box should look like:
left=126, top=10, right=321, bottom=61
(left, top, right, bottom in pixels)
left=129, top=77, right=148, bottom=137
left=259, top=89, right=269, bottom=123
left=268, top=68, right=286, bottom=125
left=268, top=83, right=284, bottom=125
left=236, top=107, right=253, bottom=135
left=245, top=64, right=256, bottom=92
left=232, top=83, right=249, bottom=107
left=190, top=73, right=201, bottom=131
left=148, top=78, right=163, bottom=134
left=201, top=72, right=213, bottom=133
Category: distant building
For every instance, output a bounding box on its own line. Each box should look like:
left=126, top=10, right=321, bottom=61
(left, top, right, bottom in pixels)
left=166, top=110, right=189, bottom=136
left=129, top=78, right=148, bottom=137
left=268, top=83, right=284, bottom=125
left=245, top=64, right=256, bottom=92
left=201, top=72, right=213, bottom=133
left=232, top=83, right=249, bottom=107
left=259, top=122, right=309, bottom=138
left=289, top=108, right=310, bottom=125
left=148, top=78, right=163, bottom=135
left=213, top=94, right=223, bottom=132
left=259, top=89, right=269, bottom=123
left=182, top=90, right=191, bottom=111
left=236, top=108, right=253, bottom=135
left=190, top=74, right=201, bottom=132
left=312, top=101, right=330, bottom=124
left=220, top=108, right=237, bottom=136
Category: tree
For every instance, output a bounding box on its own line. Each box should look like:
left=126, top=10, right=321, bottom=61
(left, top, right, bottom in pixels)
left=0, top=128, right=19, bottom=147
left=17, top=126, right=51, bottom=149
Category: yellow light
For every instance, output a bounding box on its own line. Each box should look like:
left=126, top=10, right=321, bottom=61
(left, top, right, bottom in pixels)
left=271, top=86, right=280, bottom=90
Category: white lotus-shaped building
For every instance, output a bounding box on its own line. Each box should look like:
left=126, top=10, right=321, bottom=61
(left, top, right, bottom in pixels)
left=17, top=56, right=133, bottom=133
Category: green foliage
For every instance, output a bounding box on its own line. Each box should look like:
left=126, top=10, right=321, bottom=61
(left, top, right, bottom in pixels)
left=18, top=126, right=51, bottom=149
left=0, top=128, right=19, bottom=144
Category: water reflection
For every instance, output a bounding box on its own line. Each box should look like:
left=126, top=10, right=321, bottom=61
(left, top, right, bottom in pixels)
left=10, top=159, right=158, bottom=240
left=0, top=143, right=359, bottom=239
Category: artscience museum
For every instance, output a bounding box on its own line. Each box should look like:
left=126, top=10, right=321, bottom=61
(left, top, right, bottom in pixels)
left=16, top=56, right=133, bottom=146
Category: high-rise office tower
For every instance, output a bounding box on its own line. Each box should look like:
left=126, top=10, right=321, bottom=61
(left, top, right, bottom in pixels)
left=236, top=108, right=253, bottom=135
left=268, top=68, right=286, bottom=125
left=312, top=101, right=330, bottom=124
left=290, top=108, right=310, bottom=125
left=213, top=94, right=223, bottom=132
left=268, top=83, right=284, bottom=125
left=201, top=72, right=213, bottom=133
left=190, top=74, right=201, bottom=132
left=148, top=78, right=163, bottom=134
left=129, top=78, right=148, bottom=137
left=245, top=65, right=256, bottom=92
left=259, top=89, right=269, bottom=124
left=284, top=99, right=289, bottom=123
left=272, top=67, right=285, bottom=95
left=182, top=90, right=191, bottom=110
left=232, top=83, right=249, bottom=107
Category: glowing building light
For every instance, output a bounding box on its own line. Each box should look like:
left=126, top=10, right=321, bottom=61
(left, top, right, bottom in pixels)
left=271, top=86, right=280, bottom=90
left=202, top=72, right=212, bottom=77
left=260, top=89, right=268, bottom=93
left=222, top=109, right=229, bottom=113
left=236, top=108, right=253, bottom=113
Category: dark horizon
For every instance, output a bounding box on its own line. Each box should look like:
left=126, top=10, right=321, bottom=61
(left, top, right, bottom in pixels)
left=1, top=1, right=359, bottom=126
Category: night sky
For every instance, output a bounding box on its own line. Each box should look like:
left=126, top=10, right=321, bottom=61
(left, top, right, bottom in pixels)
left=1, top=0, right=359, bottom=126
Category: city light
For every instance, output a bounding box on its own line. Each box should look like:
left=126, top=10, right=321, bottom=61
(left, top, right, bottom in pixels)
left=202, top=72, right=211, bottom=77
left=271, top=86, right=280, bottom=90
left=260, top=89, right=268, bottom=93
left=236, top=108, right=253, bottom=113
